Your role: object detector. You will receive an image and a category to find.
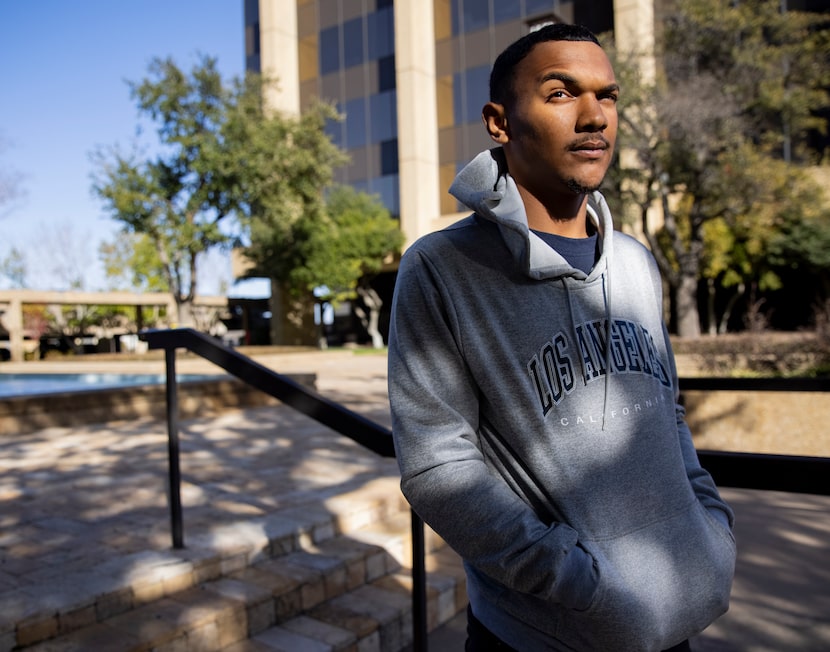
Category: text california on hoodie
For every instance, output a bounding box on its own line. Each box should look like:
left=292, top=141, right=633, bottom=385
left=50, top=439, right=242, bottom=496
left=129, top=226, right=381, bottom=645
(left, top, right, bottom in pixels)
left=387, top=148, right=736, bottom=651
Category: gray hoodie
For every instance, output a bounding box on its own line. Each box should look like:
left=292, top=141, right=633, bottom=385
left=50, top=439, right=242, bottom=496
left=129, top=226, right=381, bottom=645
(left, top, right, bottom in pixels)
left=387, top=148, right=736, bottom=651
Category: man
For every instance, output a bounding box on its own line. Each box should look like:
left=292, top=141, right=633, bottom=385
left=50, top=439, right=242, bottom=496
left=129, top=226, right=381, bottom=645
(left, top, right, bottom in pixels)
left=387, top=23, right=736, bottom=652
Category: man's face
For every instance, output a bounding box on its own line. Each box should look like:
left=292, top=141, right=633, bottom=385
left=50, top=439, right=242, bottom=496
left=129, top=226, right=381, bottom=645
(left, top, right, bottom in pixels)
left=489, top=40, right=619, bottom=201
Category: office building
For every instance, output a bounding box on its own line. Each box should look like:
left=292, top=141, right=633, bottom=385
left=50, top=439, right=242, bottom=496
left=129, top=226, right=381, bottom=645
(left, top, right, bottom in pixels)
left=242, top=0, right=657, bottom=343
left=242, top=0, right=659, bottom=247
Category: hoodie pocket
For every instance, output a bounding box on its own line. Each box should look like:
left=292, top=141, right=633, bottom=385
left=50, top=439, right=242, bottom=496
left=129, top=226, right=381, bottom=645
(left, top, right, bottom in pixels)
left=554, top=542, right=601, bottom=612
left=554, top=501, right=737, bottom=651
left=698, top=503, right=736, bottom=551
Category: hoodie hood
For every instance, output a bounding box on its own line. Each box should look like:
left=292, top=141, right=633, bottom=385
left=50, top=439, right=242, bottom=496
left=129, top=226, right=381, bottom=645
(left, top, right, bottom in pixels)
left=448, top=147, right=614, bottom=282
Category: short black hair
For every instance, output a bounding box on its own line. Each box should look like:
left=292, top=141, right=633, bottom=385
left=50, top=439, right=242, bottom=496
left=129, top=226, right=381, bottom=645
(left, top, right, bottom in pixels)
left=489, top=24, right=601, bottom=106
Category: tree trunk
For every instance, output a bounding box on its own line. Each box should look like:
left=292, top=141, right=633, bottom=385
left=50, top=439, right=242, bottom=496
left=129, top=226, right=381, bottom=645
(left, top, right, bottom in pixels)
left=706, top=278, right=717, bottom=336
left=268, top=280, right=317, bottom=346
left=718, top=282, right=745, bottom=335
left=176, top=300, right=196, bottom=328
left=355, top=285, right=385, bottom=349
left=675, top=273, right=701, bottom=338
left=268, top=279, right=283, bottom=346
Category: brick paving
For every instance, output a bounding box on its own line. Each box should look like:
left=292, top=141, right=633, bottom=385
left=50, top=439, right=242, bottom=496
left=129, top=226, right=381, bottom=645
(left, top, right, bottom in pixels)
left=1, top=350, right=430, bottom=650
left=1, top=349, right=829, bottom=651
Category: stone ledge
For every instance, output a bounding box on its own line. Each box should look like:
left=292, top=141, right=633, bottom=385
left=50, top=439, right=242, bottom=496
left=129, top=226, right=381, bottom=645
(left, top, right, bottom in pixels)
left=0, top=375, right=316, bottom=436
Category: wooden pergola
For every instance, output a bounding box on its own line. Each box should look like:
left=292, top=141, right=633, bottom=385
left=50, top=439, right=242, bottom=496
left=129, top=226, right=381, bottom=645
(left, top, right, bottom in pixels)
left=0, top=289, right=227, bottom=362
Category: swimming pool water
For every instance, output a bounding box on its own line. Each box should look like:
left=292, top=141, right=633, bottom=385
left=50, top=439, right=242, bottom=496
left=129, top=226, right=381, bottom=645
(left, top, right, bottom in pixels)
left=0, top=373, right=223, bottom=398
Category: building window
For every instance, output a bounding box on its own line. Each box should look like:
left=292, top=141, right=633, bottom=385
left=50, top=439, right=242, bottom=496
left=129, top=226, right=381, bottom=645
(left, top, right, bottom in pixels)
left=345, top=97, right=368, bottom=149
left=526, top=0, right=557, bottom=18
left=461, top=0, right=490, bottom=33
left=245, top=21, right=260, bottom=58
left=320, top=24, right=340, bottom=75
left=367, top=7, right=395, bottom=60
left=343, top=16, right=364, bottom=68
left=315, top=4, right=399, bottom=217
left=454, top=65, right=490, bottom=125
left=372, top=174, right=400, bottom=216
left=370, top=90, right=397, bottom=144
left=451, top=0, right=564, bottom=35
left=380, top=139, right=398, bottom=175
left=325, top=115, right=344, bottom=149
left=466, top=65, right=490, bottom=123
left=378, top=55, right=396, bottom=92
left=493, top=1, right=522, bottom=24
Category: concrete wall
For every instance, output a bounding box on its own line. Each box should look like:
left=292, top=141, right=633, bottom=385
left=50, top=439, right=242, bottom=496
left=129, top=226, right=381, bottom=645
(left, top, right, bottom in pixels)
left=683, top=389, right=830, bottom=458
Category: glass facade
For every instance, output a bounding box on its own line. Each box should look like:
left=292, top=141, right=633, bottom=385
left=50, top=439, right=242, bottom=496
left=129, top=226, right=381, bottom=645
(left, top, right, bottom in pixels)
left=304, top=1, right=400, bottom=216
left=245, top=0, right=615, bottom=220
left=244, top=0, right=261, bottom=72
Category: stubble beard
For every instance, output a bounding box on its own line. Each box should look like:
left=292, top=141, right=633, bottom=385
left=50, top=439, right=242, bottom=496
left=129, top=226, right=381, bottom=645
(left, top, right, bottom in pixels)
left=565, top=175, right=605, bottom=195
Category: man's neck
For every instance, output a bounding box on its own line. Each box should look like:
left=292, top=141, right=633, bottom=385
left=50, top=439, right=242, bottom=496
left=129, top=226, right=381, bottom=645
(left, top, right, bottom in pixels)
left=518, top=186, right=590, bottom=238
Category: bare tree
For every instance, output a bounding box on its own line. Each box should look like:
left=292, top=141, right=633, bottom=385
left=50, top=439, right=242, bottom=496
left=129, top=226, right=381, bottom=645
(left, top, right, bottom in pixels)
left=0, top=133, right=25, bottom=218
left=607, top=0, right=829, bottom=337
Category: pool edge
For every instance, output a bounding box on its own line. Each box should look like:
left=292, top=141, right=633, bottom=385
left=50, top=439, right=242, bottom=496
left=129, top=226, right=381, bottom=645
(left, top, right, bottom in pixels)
left=0, top=375, right=317, bottom=436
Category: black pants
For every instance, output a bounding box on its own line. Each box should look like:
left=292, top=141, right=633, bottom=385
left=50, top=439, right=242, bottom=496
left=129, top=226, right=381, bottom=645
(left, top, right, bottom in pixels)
left=465, top=605, right=692, bottom=652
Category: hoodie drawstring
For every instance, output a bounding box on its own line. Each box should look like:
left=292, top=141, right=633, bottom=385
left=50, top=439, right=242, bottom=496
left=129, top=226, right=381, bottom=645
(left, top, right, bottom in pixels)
left=563, top=271, right=613, bottom=431
left=601, top=271, right=612, bottom=431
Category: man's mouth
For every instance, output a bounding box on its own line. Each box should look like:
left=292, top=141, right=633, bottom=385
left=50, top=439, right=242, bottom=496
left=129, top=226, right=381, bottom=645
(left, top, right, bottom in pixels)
left=570, top=137, right=609, bottom=152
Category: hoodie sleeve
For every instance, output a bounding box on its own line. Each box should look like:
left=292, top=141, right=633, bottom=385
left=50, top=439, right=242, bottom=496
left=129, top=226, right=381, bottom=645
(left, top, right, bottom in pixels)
left=388, top=245, right=598, bottom=607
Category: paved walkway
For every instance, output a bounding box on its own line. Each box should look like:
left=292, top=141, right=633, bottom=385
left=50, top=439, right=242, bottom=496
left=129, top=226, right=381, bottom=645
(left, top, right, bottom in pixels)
left=426, top=487, right=830, bottom=652
left=2, top=349, right=829, bottom=651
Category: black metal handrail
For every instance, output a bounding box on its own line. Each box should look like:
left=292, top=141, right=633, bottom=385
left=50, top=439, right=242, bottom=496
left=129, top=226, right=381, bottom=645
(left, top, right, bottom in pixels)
left=141, top=328, right=830, bottom=652
left=680, top=376, right=830, bottom=392
left=142, top=328, right=395, bottom=457
left=679, top=376, right=830, bottom=495
left=141, top=328, right=428, bottom=651
left=697, top=450, right=830, bottom=495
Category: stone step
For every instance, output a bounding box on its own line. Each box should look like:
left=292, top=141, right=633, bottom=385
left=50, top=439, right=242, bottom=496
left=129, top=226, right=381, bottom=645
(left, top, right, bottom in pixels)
left=3, top=477, right=404, bottom=650
left=230, top=547, right=466, bottom=652
left=13, top=496, right=466, bottom=652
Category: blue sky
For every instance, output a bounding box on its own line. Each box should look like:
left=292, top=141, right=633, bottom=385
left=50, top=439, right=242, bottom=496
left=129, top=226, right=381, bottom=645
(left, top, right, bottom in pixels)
left=0, top=1, right=268, bottom=296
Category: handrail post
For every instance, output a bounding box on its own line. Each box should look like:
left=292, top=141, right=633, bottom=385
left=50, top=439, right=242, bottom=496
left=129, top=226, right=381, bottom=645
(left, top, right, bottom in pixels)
left=411, top=509, right=428, bottom=652
left=164, top=347, right=184, bottom=549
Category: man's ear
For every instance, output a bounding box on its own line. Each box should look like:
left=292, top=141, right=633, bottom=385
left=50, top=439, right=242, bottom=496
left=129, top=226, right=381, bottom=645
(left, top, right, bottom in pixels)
left=482, top=102, right=509, bottom=143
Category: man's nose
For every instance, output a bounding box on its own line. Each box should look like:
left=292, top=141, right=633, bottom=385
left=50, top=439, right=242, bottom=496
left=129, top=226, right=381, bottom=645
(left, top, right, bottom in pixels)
left=576, top=95, right=609, bottom=132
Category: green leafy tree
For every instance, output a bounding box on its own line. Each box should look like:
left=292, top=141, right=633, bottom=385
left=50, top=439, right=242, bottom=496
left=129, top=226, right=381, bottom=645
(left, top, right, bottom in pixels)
left=92, top=56, right=236, bottom=326
left=767, top=170, right=830, bottom=336
left=301, top=186, right=404, bottom=348
left=22, top=304, right=50, bottom=340
left=229, top=77, right=348, bottom=345
left=94, top=56, right=351, bottom=341
left=99, top=232, right=168, bottom=292
left=698, top=145, right=827, bottom=333
left=607, top=0, right=830, bottom=337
